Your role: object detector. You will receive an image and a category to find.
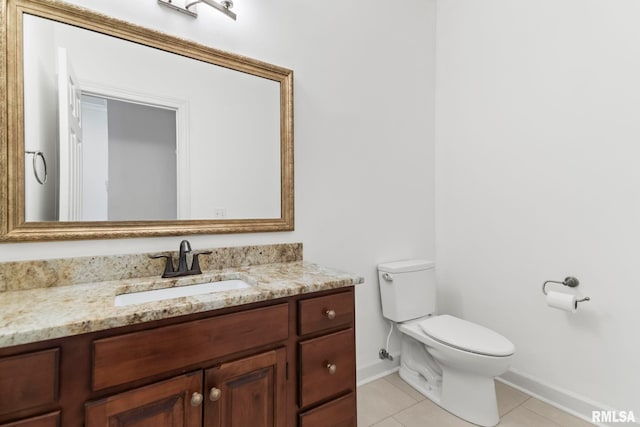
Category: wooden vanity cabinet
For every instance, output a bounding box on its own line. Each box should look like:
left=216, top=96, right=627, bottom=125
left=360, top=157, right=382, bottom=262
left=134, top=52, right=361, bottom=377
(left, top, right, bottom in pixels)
left=0, top=287, right=356, bottom=427
left=86, top=348, right=287, bottom=427
left=296, top=291, right=357, bottom=425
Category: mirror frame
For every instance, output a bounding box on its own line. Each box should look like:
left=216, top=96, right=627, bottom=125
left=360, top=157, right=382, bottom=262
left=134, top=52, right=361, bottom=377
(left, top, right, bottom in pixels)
left=0, top=0, right=294, bottom=242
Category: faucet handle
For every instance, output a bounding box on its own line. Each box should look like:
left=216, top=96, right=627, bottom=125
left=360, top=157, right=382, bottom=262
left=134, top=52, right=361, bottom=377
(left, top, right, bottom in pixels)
left=191, top=250, right=213, bottom=256
left=190, top=250, right=212, bottom=274
left=150, top=254, right=175, bottom=277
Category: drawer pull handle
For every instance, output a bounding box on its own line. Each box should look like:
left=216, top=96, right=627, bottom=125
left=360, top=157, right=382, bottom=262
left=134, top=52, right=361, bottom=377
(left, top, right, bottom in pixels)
left=209, top=387, right=222, bottom=402
left=327, top=363, right=337, bottom=375
left=190, top=392, right=203, bottom=407
left=325, top=309, right=336, bottom=320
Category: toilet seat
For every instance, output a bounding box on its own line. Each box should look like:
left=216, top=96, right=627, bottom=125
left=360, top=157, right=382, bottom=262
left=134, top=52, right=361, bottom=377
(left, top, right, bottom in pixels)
left=419, top=315, right=514, bottom=357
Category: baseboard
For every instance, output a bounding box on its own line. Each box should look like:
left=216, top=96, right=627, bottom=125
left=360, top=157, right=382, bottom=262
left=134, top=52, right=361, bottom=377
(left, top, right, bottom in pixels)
left=499, top=369, right=639, bottom=427
left=356, top=352, right=400, bottom=387
left=357, top=356, right=637, bottom=426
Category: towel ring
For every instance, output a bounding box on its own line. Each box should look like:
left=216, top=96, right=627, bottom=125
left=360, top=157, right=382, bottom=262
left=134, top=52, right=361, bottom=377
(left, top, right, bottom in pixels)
left=25, top=151, right=47, bottom=185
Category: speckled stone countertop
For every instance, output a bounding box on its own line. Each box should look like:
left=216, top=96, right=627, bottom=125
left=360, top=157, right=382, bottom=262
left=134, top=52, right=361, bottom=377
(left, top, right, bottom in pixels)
left=0, top=243, right=363, bottom=348
left=0, top=261, right=363, bottom=348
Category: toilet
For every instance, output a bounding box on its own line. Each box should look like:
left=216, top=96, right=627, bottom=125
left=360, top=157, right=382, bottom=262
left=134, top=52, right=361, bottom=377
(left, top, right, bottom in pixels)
left=378, top=260, right=515, bottom=427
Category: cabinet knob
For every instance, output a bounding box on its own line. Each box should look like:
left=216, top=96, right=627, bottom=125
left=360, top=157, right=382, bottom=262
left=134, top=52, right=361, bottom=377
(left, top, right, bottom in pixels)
left=325, top=309, right=336, bottom=320
left=190, top=392, right=203, bottom=407
left=209, top=387, right=222, bottom=402
left=327, top=363, right=337, bottom=375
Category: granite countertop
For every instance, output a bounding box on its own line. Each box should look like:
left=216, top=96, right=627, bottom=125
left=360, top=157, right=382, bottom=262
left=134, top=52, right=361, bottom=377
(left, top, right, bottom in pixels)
left=0, top=261, right=363, bottom=348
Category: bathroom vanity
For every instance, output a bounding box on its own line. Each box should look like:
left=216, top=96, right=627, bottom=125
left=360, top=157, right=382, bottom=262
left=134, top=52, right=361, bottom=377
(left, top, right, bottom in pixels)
left=0, top=244, right=362, bottom=427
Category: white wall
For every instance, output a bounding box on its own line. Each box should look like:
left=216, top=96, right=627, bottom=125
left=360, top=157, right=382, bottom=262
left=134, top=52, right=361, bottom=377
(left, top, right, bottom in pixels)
left=107, top=100, right=177, bottom=221
left=1, top=0, right=437, bottom=376
left=436, top=0, right=640, bottom=417
left=81, top=96, right=109, bottom=221
left=23, top=15, right=58, bottom=221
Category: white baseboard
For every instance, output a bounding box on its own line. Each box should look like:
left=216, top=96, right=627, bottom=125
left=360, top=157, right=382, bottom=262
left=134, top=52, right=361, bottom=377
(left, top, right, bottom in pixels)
left=356, top=352, right=400, bottom=387
left=499, top=369, right=639, bottom=427
left=357, top=357, right=637, bottom=427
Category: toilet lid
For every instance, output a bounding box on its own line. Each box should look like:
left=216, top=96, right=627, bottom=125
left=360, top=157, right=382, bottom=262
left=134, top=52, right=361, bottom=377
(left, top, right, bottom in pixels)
left=418, top=315, right=515, bottom=357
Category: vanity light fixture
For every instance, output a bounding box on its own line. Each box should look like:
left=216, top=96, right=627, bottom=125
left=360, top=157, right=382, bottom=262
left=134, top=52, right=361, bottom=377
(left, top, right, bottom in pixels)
left=158, top=0, right=237, bottom=21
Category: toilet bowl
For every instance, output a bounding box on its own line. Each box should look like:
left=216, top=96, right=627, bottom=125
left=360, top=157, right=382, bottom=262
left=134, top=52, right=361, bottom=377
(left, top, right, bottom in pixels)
left=399, top=315, right=514, bottom=426
left=377, top=260, right=515, bottom=427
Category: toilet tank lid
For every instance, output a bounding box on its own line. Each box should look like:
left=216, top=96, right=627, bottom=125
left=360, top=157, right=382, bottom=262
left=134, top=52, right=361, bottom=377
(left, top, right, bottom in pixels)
left=378, top=259, right=435, bottom=273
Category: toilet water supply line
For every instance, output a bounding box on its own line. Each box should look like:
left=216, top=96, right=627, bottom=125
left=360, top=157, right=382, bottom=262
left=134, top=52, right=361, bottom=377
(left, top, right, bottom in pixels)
left=379, top=321, right=395, bottom=361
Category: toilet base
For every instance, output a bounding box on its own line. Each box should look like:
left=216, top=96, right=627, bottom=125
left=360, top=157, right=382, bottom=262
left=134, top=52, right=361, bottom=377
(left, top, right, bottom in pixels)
left=398, top=364, right=441, bottom=404
left=399, top=363, right=500, bottom=427
left=440, top=367, right=500, bottom=426
left=398, top=329, right=502, bottom=427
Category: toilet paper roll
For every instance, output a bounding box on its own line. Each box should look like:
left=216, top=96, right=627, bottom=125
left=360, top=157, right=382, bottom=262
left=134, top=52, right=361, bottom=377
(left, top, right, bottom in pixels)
left=546, top=291, right=578, bottom=313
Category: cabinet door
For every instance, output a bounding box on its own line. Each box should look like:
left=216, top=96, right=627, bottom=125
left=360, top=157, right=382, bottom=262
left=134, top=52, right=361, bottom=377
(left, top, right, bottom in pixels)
left=85, top=372, right=202, bottom=427
left=204, top=348, right=287, bottom=427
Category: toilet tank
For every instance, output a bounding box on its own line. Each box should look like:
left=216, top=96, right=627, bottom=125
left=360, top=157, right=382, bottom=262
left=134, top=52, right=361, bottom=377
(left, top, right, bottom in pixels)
left=378, top=260, right=436, bottom=322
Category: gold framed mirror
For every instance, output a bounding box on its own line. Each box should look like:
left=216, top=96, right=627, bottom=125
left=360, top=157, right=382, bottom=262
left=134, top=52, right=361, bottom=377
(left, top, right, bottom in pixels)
left=0, top=0, right=294, bottom=241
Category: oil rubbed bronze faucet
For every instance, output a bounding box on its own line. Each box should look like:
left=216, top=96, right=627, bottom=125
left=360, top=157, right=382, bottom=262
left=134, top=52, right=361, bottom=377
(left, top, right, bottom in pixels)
left=150, top=240, right=212, bottom=278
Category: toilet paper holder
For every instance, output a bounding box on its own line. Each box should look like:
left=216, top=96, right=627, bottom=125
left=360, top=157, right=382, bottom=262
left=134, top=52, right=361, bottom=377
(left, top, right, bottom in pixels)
left=542, top=276, right=591, bottom=303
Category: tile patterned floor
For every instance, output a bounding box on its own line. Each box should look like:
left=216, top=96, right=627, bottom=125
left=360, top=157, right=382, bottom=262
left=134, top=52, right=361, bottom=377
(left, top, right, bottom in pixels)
left=357, top=373, right=595, bottom=426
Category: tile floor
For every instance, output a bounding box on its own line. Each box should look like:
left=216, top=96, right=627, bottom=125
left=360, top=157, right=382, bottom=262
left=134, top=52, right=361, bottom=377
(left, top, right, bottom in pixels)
left=357, top=373, right=595, bottom=427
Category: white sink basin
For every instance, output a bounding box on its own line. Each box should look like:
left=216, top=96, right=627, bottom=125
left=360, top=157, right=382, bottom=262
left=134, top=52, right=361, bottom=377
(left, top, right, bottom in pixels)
left=114, top=279, right=251, bottom=307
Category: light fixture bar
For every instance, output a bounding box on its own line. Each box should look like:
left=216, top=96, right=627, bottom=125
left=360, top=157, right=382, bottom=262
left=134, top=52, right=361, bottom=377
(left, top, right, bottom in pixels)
left=158, top=0, right=237, bottom=21
left=157, top=0, right=198, bottom=18
left=195, top=0, right=237, bottom=21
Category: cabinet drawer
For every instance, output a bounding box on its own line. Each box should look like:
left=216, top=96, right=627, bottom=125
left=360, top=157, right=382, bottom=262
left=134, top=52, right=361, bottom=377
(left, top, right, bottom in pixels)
left=299, top=393, right=356, bottom=427
left=298, top=291, right=354, bottom=336
left=0, top=411, right=60, bottom=427
left=93, top=303, right=289, bottom=390
left=299, top=328, right=355, bottom=408
left=0, top=349, right=59, bottom=415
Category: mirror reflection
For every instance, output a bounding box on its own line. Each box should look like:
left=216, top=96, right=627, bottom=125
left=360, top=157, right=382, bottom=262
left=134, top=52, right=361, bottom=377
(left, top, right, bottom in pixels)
left=23, top=14, right=282, bottom=222
left=80, top=95, right=178, bottom=221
